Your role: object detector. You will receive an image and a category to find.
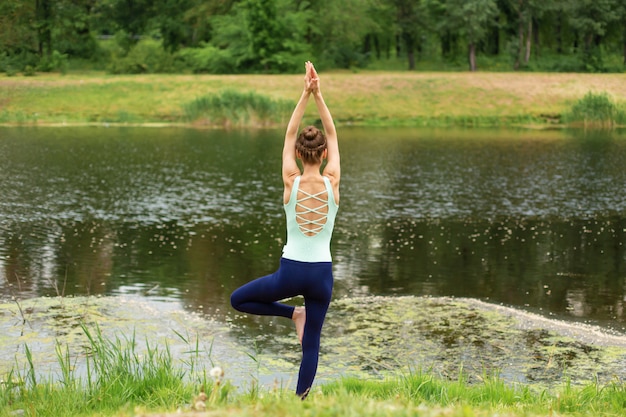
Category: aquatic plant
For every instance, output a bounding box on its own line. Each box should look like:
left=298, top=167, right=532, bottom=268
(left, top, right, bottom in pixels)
left=564, top=91, right=626, bottom=128
left=182, top=90, right=293, bottom=127
left=0, top=323, right=231, bottom=416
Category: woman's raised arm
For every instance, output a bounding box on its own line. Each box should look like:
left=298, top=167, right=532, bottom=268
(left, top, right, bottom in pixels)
left=282, top=62, right=314, bottom=185
left=309, top=64, right=340, bottom=192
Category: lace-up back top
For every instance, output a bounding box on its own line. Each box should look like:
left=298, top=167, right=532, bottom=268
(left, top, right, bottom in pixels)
left=282, top=176, right=339, bottom=263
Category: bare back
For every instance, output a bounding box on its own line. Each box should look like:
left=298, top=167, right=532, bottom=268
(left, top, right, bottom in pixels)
left=293, top=175, right=330, bottom=237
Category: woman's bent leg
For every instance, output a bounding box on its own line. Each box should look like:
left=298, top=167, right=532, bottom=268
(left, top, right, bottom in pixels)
left=230, top=271, right=295, bottom=319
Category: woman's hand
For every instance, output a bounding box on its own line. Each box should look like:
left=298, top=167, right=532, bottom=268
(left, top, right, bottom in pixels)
left=304, top=61, right=319, bottom=93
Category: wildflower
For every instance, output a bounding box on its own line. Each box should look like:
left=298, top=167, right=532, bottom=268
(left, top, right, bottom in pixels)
left=210, top=366, right=224, bottom=379
left=192, top=391, right=207, bottom=411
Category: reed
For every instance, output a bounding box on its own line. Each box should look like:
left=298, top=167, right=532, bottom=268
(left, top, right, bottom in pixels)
left=182, top=89, right=293, bottom=127
left=564, top=91, right=626, bottom=129
left=0, top=324, right=229, bottom=417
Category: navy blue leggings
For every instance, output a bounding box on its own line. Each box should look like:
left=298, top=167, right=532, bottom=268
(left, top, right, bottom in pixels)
left=230, top=257, right=333, bottom=397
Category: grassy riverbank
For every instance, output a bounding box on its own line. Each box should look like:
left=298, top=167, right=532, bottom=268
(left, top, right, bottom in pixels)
left=3, top=368, right=626, bottom=417
left=0, top=297, right=626, bottom=417
left=1, top=329, right=625, bottom=417
left=1, top=71, right=626, bottom=128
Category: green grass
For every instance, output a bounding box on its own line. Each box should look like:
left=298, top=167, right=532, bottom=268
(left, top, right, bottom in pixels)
left=564, top=91, right=626, bottom=128
left=0, top=324, right=228, bottom=417
left=1, top=71, right=626, bottom=128
left=2, top=327, right=626, bottom=417
left=182, top=89, right=293, bottom=127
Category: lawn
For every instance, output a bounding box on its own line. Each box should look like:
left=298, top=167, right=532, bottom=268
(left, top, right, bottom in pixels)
left=1, top=71, right=625, bottom=127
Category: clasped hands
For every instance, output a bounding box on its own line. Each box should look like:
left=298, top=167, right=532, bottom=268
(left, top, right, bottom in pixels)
left=304, top=61, right=320, bottom=94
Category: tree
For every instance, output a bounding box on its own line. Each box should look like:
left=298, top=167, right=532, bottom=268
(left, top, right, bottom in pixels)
left=246, top=0, right=284, bottom=70
left=361, top=0, right=395, bottom=61
left=424, top=0, right=459, bottom=60
left=182, top=0, right=237, bottom=46
left=305, top=0, right=379, bottom=68
left=430, top=0, right=499, bottom=71
left=563, top=0, right=622, bottom=71
left=393, top=0, right=428, bottom=70
left=0, top=0, right=95, bottom=71
left=53, top=0, right=99, bottom=58
left=0, top=0, right=37, bottom=55
left=34, top=0, right=53, bottom=57
left=151, top=0, right=194, bottom=52
left=623, top=13, right=626, bottom=65
left=92, top=0, right=154, bottom=48
left=502, top=0, right=546, bottom=69
left=209, top=0, right=312, bottom=73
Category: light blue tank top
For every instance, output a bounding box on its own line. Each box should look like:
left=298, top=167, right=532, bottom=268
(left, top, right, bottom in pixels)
left=282, top=176, right=338, bottom=263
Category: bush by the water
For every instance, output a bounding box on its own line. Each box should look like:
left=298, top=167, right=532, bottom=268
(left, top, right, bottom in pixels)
left=565, top=91, right=626, bottom=128
left=183, top=90, right=293, bottom=127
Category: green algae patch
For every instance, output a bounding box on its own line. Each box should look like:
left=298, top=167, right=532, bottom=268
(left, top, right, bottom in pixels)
left=320, top=296, right=626, bottom=387
left=2, top=295, right=625, bottom=392
left=0, top=295, right=249, bottom=383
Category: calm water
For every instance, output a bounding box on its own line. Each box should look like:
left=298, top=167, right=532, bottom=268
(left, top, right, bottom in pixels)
left=1, top=126, right=626, bottom=337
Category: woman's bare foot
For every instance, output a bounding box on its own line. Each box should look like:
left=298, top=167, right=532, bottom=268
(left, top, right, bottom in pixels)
left=292, top=306, right=306, bottom=345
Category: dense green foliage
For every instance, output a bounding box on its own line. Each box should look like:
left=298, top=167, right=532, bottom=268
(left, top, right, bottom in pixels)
left=182, top=89, right=294, bottom=126
left=0, top=0, right=625, bottom=75
left=564, top=91, right=626, bottom=127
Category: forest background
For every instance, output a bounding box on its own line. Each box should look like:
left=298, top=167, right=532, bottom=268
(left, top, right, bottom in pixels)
left=1, top=0, right=626, bottom=76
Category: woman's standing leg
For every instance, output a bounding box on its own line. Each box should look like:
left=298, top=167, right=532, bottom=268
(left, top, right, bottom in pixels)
left=295, top=261, right=333, bottom=398
left=295, top=297, right=330, bottom=397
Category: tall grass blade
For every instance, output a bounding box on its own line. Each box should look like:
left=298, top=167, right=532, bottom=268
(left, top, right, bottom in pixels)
left=183, top=90, right=292, bottom=127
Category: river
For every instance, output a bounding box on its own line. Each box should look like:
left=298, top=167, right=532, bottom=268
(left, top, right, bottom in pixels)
left=1, top=126, right=625, bottom=388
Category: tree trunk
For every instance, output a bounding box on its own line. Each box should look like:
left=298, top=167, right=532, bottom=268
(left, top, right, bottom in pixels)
left=403, top=32, right=416, bottom=70
left=363, top=33, right=372, bottom=55
left=407, top=49, right=415, bottom=70
left=524, top=18, right=532, bottom=64
left=395, top=34, right=401, bottom=58
left=556, top=11, right=562, bottom=54
left=386, top=37, right=391, bottom=59
left=514, top=4, right=524, bottom=70
left=533, top=18, right=540, bottom=57
left=623, top=36, right=626, bottom=65
left=491, top=16, right=500, bottom=55
left=441, top=31, right=451, bottom=58
left=36, top=0, right=52, bottom=57
left=374, top=35, right=381, bottom=60
left=468, top=43, right=476, bottom=71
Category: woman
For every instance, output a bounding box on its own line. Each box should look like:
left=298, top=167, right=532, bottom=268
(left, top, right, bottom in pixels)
left=230, top=61, right=340, bottom=399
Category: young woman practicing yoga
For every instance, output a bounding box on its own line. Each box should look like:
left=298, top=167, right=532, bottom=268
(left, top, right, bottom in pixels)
left=230, top=61, right=340, bottom=399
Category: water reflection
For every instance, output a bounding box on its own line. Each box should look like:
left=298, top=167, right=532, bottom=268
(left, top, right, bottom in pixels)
left=1, top=127, right=625, bottom=335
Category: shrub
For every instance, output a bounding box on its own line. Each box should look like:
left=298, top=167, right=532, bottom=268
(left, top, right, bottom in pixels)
left=183, top=90, right=293, bottom=127
left=177, top=45, right=237, bottom=74
left=108, top=39, right=182, bottom=74
left=23, top=65, right=36, bottom=76
left=564, top=91, right=626, bottom=128
left=0, top=49, right=39, bottom=74
left=37, top=50, right=69, bottom=74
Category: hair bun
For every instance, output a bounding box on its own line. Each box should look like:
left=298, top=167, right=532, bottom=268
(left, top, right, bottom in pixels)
left=304, top=127, right=317, bottom=140
left=296, top=125, right=326, bottom=164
